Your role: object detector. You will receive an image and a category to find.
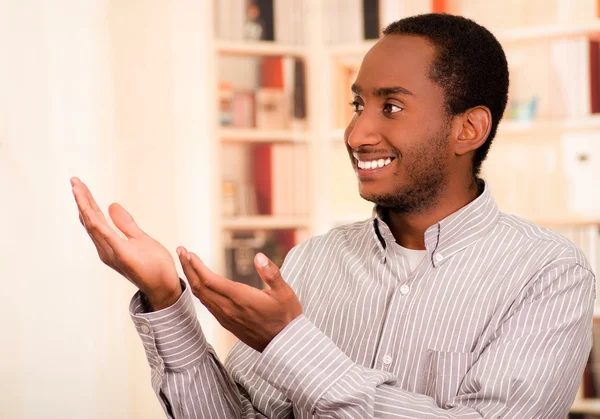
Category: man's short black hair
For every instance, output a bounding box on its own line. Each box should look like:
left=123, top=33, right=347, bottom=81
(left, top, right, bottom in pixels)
left=383, top=14, right=509, bottom=177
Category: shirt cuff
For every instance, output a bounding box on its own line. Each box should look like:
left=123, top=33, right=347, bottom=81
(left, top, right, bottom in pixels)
left=130, top=281, right=209, bottom=372
left=253, top=314, right=357, bottom=414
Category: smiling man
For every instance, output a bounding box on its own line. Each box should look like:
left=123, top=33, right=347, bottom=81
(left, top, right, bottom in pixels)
left=72, top=14, right=594, bottom=418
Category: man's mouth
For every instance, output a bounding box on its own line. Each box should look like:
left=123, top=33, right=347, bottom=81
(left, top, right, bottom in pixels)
left=353, top=152, right=396, bottom=172
left=356, top=157, right=393, bottom=170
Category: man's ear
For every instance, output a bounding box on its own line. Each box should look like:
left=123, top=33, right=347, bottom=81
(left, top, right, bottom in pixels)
left=452, top=106, right=492, bottom=156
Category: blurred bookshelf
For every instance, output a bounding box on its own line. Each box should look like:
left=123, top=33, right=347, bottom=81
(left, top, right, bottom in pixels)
left=212, top=0, right=600, bottom=413
left=213, top=0, right=310, bottom=293
left=216, top=41, right=307, bottom=57
left=221, top=215, right=311, bottom=230
left=219, top=127, right=307, bottom=142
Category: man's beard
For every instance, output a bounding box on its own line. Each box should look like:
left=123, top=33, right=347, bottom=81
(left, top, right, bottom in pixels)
left=362, top=130, right=450, bottom=215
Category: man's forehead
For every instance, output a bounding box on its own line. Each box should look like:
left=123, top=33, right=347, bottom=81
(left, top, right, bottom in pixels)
left=355, top=35, right=436, bottom=90
left=362, top=35, right=435, bottom=68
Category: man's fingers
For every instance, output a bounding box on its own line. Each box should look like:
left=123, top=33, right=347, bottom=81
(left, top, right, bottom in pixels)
left=71, top=178, right=121, bottom=253
left=71, top=177, right=107, bottom=222
left=178, top=248, right=238, bottom=297
left=177, top=247, right=233, bottom=307
left=254, top=253, right=286, bottom=292
left=108, top=203, right=144, bottom=239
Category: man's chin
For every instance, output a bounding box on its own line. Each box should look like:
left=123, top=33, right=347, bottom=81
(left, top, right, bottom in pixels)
left=358, top=189, right=394, bottom=207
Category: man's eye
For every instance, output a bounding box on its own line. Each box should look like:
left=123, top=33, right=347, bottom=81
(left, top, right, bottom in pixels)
left=383, top=103, right=403, bottom=114
left=349, top=101, right=364, bottom=113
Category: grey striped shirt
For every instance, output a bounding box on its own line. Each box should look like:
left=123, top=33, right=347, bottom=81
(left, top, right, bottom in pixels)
left=131, top=184, right=595, bottom=418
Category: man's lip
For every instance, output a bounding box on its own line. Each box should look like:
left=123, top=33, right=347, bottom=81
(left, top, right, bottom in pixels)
left=352, top=151, right=396, bottom=161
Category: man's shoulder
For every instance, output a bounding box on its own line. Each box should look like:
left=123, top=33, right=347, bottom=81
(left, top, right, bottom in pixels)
left=497, top=213, right=591, bottom=269
left=287, top=218, right=374, bottom=260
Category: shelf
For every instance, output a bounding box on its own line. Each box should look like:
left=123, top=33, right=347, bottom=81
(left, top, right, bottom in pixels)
left=322, top=22, right=600, bottom=61
left=570, top=397, right=600, bottom=414
left=216, top=40, right=306, bottom=57
left=323, top=22, right=600, bottom=59
left=499, top=115, right=600, bottom=136
left=499, top=21, right=600, bottom=44
left=219, top=128, right=308, bottom=143
left=222, top=216, right=311, bottom=230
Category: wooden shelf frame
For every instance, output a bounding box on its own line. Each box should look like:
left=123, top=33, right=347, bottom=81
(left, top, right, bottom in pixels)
left=218, top=128, right=308, bottom=143
left=216, top=40, right=307, bottom=57
left=221, top=216, right=311, bottom=230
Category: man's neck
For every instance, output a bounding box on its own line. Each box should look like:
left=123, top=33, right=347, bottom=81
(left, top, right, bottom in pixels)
left=384, top=179, right=482, bottom=250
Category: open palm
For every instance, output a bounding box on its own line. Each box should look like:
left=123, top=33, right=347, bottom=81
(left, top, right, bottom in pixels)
left=71, top=177, right=181, bottom=310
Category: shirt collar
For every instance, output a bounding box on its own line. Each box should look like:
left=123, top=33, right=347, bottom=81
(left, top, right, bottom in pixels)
left=371, top=180, right=500, bottom=267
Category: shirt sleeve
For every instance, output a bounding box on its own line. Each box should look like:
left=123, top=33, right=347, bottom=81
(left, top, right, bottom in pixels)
left=130, top=281, right=270, bottom=418
left=253, top=261, right=595, bottom=418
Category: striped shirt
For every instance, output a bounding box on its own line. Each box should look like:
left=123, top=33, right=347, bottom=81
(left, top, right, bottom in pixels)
left=131, top=183, right=595, bottom=418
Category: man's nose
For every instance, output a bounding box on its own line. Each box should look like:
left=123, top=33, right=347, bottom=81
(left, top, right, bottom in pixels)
left=345, top=112, right=382, bottom=150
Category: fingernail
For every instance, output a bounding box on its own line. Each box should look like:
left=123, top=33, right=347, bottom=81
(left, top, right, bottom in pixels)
left=176, top=248, right=181, bottom=257
left=187, top=253, right=191, bottom=262
left=256, top=253, right=269, bottom=267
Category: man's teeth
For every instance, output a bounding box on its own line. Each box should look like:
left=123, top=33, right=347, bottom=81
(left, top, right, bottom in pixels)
left=357, top=158, right=392, bottom=170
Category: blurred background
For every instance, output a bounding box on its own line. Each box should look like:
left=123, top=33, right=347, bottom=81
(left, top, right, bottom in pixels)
left=1, top=0, right=600, bottom=418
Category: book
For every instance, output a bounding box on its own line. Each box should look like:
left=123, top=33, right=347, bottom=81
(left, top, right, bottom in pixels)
left=216, top=0, right=246, bottom=41
left=590, top=40, right=600, bottom=114
left=254, top=0, right=275, bottom=41
left=560, top=132, right=600, bottom=218
left=256, top=56, right=289, bottom=129
left=293, top=144, right=310, bottom=216
left=271, top=144, right=295, bottom=216
left=363, top=0, right=380, bottom=39
left=232, top=91, right=255, bottom=128
left=224, top=229, right=298, bottom=289
left=251, top=143, right=273, bottom=215
left=221, top=143, right=258, bottom=216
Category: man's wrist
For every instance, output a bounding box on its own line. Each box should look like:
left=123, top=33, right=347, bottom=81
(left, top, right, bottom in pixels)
left=144, top=281, right=183, bottom=312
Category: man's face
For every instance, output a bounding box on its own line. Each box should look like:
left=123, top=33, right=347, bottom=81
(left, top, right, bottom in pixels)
left=345, top=34, right=453, bottom=214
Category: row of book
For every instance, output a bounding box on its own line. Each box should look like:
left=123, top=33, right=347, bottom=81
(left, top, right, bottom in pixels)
left=221, top=143, right=310, bottom=217
left=215, top=0, right=305, bottom=44
left=224, top=229, right=309, bottom=288
left=219, top=56, right=306, bottom=129
left=505, top=37, right=599, bottom=121
left=333, top=37, right=600, bottom=128
left=215, top=0, right=434, bottom=45
left=450, top=0, right=599, bottom=33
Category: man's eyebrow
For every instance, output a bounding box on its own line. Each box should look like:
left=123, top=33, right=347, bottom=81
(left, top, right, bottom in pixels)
left=351, top=83, right=415, bottom=97
left=374, top=86, right=415, bottom=97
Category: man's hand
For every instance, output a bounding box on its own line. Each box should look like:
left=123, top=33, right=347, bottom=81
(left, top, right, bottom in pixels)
left=70, top=177, right=181, bottom=310
left=177, top=247, right=302, bottom=352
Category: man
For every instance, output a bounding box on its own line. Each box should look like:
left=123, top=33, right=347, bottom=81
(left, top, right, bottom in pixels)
left=72, top=14, right=594, bottom=418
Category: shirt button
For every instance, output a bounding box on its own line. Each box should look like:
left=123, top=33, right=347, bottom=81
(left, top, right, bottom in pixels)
left=435, top=253, right=444, bottom=262
left=400, top=284, right=410, bottom=295
left=141, top=324, right=151, bottom=334
left=383, top=355, right=392, bottom=365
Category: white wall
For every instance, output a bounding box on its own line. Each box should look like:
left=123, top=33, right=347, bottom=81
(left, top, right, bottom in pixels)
left=0, top=1, right=217, bottom=417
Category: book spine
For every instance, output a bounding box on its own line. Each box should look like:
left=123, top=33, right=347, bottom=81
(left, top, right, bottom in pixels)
left=362, top=0, right=380, bottom=39
left=590, top=40, right=600, bottom=114
left=251, top=144, right=272, bottom=215
left=255, top=0, right=275, bottom=41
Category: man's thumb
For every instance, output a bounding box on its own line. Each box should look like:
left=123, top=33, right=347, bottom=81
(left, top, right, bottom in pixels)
left=108, top=203, right=144, bottom=239
left=255, top=253, right=284, bottom=291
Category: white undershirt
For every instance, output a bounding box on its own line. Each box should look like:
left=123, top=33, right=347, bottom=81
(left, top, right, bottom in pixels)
left=397, top=245, right=427, bottom=272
